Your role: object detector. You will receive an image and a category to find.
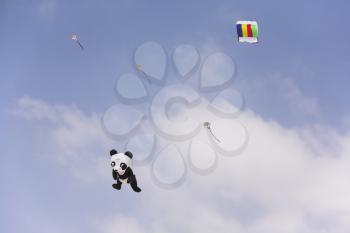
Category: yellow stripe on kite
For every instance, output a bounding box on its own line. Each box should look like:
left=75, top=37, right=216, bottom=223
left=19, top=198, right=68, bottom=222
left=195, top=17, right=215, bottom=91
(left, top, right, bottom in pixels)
left=242, top=24, right=248, bottom=37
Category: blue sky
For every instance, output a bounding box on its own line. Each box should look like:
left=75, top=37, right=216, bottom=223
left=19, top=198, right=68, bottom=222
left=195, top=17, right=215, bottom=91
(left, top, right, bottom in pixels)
left=1, top=0, right=349, bottom=126
left=1, top=0, right=350, bottom=233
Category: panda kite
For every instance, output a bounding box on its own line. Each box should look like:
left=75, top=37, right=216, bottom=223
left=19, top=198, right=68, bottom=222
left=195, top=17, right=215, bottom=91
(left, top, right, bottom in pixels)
left=110, top=149, right=142, bottom=192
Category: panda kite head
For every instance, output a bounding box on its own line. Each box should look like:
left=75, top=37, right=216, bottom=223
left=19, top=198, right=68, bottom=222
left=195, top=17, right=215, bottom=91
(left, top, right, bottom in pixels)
left=110, top=149, right=133, bottom=175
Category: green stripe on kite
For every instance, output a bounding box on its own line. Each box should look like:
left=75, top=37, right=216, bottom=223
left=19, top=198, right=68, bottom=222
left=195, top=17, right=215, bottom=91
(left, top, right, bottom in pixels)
left=252, top=24, right=258, bottom=37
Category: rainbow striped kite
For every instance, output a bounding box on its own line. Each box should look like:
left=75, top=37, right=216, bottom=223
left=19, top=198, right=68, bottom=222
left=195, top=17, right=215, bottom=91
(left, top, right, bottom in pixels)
left=236, top=21, right=259, bottom=43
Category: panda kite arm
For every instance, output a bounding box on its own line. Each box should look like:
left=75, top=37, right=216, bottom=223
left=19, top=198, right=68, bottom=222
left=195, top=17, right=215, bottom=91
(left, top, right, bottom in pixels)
left=126, top=168, right=137, bottom=183
left=112, top=170, right=119, bottom=181
left=126, top=167, right=134, bottom=177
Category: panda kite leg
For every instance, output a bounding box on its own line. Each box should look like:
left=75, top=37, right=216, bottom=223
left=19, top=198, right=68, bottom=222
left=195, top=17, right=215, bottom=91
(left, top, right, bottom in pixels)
left=112, top=181, right=122, bottom=190
left=129, top=174, right=141, bottom=192
left=112, top=169, right=122, bottom=190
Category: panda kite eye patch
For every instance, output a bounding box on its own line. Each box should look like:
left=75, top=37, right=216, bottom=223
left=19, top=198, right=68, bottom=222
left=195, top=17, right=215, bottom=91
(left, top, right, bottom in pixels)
left=111, top=162, right=116, bottom=167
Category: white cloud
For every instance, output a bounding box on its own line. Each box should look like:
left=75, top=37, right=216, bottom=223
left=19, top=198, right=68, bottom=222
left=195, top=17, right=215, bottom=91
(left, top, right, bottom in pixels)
left=13, top=96, right=115, bottom=182
left=13, top=96, right=350, bottom=233
left=98, top=216, right=145, bottom=233
left=130, top=112, right=350, bottom=233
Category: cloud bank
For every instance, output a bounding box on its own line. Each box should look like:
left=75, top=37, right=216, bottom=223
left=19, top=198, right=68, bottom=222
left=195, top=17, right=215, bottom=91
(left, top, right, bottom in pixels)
left=12, top=95, right=350, bottom=233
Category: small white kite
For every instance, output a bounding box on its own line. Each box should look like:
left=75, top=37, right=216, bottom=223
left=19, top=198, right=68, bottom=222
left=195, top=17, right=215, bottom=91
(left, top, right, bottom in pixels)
left=71, top=34, right=85, bottom=51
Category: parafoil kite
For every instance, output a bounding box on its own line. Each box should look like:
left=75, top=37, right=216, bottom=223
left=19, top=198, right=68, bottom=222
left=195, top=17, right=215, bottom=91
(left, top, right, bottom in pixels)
left=236, top=21, right=258, bottom=43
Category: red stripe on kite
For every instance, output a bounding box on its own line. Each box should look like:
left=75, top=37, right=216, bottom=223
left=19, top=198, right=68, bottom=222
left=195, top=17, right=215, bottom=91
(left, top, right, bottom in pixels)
left=247, top=24, right=253, bottom=37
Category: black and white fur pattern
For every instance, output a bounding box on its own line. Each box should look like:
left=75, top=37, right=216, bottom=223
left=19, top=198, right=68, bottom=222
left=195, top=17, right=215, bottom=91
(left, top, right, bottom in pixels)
left=110, top=149, right=141, bottom=192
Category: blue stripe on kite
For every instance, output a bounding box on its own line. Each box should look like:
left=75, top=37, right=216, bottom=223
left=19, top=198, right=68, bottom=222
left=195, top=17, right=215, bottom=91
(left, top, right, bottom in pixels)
left=236, top=24, right=243, bottom=37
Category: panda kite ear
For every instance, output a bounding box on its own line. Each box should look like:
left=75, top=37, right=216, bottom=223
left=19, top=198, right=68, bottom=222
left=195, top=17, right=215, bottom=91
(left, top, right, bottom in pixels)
left=125, top=151, right=133, bottom=159
left=110, top=149, right=117, bottom=156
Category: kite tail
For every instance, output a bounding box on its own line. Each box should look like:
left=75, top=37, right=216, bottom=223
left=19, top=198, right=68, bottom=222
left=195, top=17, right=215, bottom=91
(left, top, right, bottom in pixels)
left=208, top=127, right=221, bottom=143
left=77, top=41, right=84, bottom=51
left=138, top=69, right=152, bottom=84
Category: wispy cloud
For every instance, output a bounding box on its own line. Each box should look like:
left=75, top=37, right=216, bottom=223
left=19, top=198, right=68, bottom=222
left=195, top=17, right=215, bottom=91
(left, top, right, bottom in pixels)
left=273, top=74, right=319, bottom=115
left=240, top=73, right=320, bottom=119
left=13, top=96, right=115, bottom=182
